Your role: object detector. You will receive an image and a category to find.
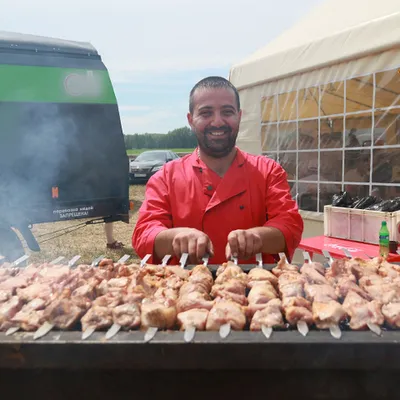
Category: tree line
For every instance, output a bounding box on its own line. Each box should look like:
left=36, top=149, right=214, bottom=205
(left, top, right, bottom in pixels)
left=124, top=127, right=198, bottom=149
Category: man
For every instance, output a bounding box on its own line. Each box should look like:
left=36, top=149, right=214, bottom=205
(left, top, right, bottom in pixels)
left=132, top=76, right=303, bottom=265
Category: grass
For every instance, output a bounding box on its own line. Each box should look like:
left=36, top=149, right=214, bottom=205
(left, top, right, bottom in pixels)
left=23, top=184, right=146, bottom=266
left=126, top=148, right=194, bottom=155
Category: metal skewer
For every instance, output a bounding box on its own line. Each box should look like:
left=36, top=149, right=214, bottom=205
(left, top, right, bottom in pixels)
left=342, top=248, right=352, bottom=258
left=140, top=254, right=151, bottom=267
left=183, top=255, right=209, bottom=343
left=82, top=326, right=96, bottom=340
left=231, top=255, right=238, bottom=265
left=255, top=253, right=263, bottom=268
left=68, top=255, right=81, bottom=267
left=219, top=323, right=231, bottom=339
left=161, top=255, right=171, bottom=266
left=302, top=251, right=312, bottom=263
left=91, top=255, right=105, bottom=267
left=10, top=254, right=29, bottom=268
left=179, top=253, right=188, bottom=269
left=144, top=326, right=158, bottom=342
left=117, top=254, right=131, bottom=264
left=50, top=256, right=65, bottom=265
left=105, top=323, right=121, bottom=340
left=261, top=325, right=273, bottom=339
left=322, top=250, right=333, bottom=265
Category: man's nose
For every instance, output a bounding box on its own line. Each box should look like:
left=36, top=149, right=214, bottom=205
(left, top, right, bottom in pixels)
left=211, top=112, right=224, bottom=126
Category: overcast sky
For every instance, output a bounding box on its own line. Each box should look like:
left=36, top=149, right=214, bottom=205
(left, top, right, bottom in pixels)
left=1, top=0, right=323, bottom=134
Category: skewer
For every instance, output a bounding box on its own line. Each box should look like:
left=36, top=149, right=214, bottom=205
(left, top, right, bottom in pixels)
left=314, top=250, right=342, bottom=340
left=117, top=254, right=131, bottom=264
left=397, top=250, right=400, bottom=256
left=219, top=322, right=231, bottom=339
left=183, top=255, right=210, bottom=343
left=33, top=255, right=85, bottom=340
left=144, top=326, right=158, bottom=342
left=261, top=325, right=273, bottom=339
left=82, top=326, right=96, bottom=340
left=342, top=248, right=352, bottom=258
left=50, top=256, right=65, bottom=265
left=179, top=253, right=188, bottom=269
left=302, top=251, right=312, bottom=263
left=68, top=255, right=81, bottom=267
left=91, top=255, right=104, bottom=267
left=10, top=254, right=29, bottom=268
left=255, top=253, right=263, bottom=268
left=161, top=255, right=171, bottom=266
left=140, top=254, right=151, bottom=267
left=231, top=255, right=238, bottom=265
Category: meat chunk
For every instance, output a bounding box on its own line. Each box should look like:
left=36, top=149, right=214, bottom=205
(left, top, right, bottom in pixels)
left=176, top=291, right=214, bottom=313
left=81, top=306, right=113, bottom=332
left=211, top=279, right=248, bottom=306
left=112, top=303, right=141, bottom=329
left=300, top=265, right=328, bottom=285
left=247, top=281, right=277, bottom=304
left=0, top=296, right=23, bottom=330
left=16, top=283, right=54, bottom=303
left=272, top=257, right=299, bottom=277
left=247, top=268, right=278, bottom=288
left=215, top=265, right=248, bottom=286
left=312, top=301, right=346, bottom=329
left=250, top=299, right=284, bottom=330
left=382, top=303, right=400, bottom=328
left=304, top=283, right=337, bottom=302
left=140, top=303, right=176, bottom=330
left=282, top=297, right=313, bottom=326
left=206, top=301, right=246, bottom=331
left=177, top=309, right=209, bottom=330
left=43, top=298, right=88, bottom=329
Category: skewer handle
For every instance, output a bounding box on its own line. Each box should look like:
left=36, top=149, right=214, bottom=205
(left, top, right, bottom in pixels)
left=161, top=255, right=171, bottom=266
left=117, top=254, right=131, bottom=264
left=231, top=256, right=238, bottom=265
left=50, top=256, right=65, bottom=265
left=179, top=253, right=189, bottom=269
left=202, top=254, right=209, bottom=267
left=68, top=255, right=81, bottom=267
left=91, top=255, right=105, bottom=267
left=342, top=248, right=352, bottom=258
left=278, top=252, right=286, bottom=262
left=302, top=251, right=311, bottom=263
left=255, top=253, right=263, bottom=268
left=10, top=254, right=29, bottom=267
left=322, top=250, right=333, bottom=266
left=140, top=254, right=151, bottom=267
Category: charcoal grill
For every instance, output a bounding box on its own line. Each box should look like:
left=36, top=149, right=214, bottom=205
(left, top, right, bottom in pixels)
left=1, top=262, right=400, bottom=399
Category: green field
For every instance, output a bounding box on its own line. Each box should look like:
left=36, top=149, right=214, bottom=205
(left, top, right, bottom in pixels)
left=126, top=148, right=195, bottom=155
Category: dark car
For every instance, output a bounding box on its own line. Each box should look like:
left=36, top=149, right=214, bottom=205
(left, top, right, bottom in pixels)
left=129, top=150, right=180, bottom=183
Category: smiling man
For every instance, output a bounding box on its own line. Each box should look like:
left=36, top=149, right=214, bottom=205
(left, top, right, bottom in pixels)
left=132, top=76, right=303, bottom=265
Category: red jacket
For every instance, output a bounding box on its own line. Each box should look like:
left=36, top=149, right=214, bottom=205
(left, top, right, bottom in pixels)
left=132, top=148, right=303, bottom=265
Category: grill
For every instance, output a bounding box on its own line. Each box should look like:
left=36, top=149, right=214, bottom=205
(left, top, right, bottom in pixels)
left=1, top=258, right=400, bottom=399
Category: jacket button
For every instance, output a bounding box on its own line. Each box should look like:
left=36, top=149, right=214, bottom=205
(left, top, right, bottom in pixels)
left=207, top=185, right=213, bottom=191
left=240, top=205, right=245, bottom=210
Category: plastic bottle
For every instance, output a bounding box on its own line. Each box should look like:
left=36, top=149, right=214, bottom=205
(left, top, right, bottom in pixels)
left=379, top=221, right=390, bottom=258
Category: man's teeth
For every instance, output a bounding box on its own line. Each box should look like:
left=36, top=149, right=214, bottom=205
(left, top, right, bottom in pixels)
left=210, top=131, right=225, bottom=136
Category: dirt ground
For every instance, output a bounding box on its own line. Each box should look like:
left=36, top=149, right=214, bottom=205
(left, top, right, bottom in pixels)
left=24, top=184, right=146, bottom=265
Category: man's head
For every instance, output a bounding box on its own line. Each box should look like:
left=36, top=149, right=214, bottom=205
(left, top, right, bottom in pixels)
left=187, top=76, right=241, bottom=158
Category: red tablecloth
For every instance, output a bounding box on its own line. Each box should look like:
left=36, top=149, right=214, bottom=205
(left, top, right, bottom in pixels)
left=298, top=235, right=400, bottom=262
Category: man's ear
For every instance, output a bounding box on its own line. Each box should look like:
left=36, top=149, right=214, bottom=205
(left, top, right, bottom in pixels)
left=187, top=112, right=193, bottom=128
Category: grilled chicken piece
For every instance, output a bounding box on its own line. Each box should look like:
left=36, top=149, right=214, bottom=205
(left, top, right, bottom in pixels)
left=81, top=306, right=113, bottom=332
left=140, top=302, right=176, bottom=330
left=282, top=297, right=313, bottom=326
left=334, top=276, right=371, bottom=300
left=300, top=265, right=328, bottom=285
left=176, top=291, right=214, bottom=313
left=206, top=300, right=246, bottom=331
left=379, top=260, right=400, bottom=279
left=215, top=261, right=240, bottom=276
left=0, top=296, right=23, bottom=330
left=72, top=284, right=97, bottom=300
left=312, top=301, right=346, bottom=329
left=0, top=275, right=30, bottom=293
left=278, top=272, right=305, bottom=298
left=16, top=283, right=54, bottom=303
left=112, top=303, right=141, bottom=329
left=348, top=258, right=379, bottom=279
left=247, top=268, right=278, bottom=288
left=363, top=283, right=400, bottom=305
left=272, top=257, right=299, bottom=277
left=247, top=281, right=277, bottom=304
left=93, top=293, right=122, bottom=308
left=38, top=266, right=71, bottom=283
left=191, top=264, right=213, bottom=277
left=342, top=291, right=384, bottom=330
left=43, top=297, right=89, bottom=329
left=0, top=289, right=12, bottom=304
left=215, top=265, right=248, bottom=286
left=10, top=298, right=47, bottom=331
left=382, top=303, right=400, bottom=328
left=177, top=309, right=209, bottom=330
left=211, top=279, right=248, bottom=306
left=300, top=262, right=326, bottom=276
left=164, top=265, right=190, bottom=280
left=250, top=299, right=284, bottom=331
left=304, top=283, right=337, bottom=302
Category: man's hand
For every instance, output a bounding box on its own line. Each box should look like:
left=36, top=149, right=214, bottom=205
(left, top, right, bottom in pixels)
left=225, top=229, right=263, bottom=260
left=172, top=228, right=214, bottom=264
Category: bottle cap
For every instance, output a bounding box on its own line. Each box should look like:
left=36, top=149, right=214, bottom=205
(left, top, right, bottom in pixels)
left=382, top=221, right=387, bottom=226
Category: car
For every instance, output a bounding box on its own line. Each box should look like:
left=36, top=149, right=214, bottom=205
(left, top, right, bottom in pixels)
left=129, top=150, right=180, bottom=183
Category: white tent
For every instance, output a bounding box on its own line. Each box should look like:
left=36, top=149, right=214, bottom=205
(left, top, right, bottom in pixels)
left=230, top=0, right=400, bottom=155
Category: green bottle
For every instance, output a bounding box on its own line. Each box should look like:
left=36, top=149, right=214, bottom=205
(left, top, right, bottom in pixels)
left=379, top=221, right=390, bottom=258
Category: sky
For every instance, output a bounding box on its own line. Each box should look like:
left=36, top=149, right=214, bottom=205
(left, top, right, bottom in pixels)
left=0, top=0, right=323, bottom=134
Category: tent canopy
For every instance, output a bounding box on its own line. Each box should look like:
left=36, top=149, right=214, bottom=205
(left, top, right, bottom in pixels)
left=230, top=0, right=400, bottom=90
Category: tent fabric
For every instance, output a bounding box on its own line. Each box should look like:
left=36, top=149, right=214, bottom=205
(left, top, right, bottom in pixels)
left=229, top=0, right=400, bottom=155
left=230, top=0, right=400, bottom=89
left=0, top=31, right=97, bottom=55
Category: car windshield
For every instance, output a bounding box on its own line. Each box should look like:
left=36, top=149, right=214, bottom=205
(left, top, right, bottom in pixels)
left=135, top=152, right=167, bottom=162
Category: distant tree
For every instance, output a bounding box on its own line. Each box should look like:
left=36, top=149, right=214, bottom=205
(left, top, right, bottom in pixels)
left=124, top=126, right=197, bottom=149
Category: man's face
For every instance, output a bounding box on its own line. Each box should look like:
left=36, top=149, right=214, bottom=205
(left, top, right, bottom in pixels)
left=187, top=87, right=241, bottom=158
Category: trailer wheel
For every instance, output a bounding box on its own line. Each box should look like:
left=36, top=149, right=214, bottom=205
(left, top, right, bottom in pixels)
left=0, top=226, right=25, bottom=262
